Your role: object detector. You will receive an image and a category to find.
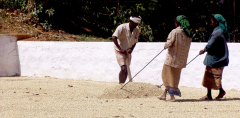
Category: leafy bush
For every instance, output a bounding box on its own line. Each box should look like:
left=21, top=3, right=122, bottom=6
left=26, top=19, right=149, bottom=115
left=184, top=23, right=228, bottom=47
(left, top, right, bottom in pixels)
left=0, top=0, right=26, bottom=10
left=98, top=0, right=158, bottom=42
left=1, top=0, right=239, bottom=42
left=0, top=0, right=54, bottom=31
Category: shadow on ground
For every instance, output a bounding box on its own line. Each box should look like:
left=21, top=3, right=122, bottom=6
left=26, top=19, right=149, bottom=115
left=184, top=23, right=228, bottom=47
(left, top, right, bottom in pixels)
left=177, top=98, right=240, bottom=102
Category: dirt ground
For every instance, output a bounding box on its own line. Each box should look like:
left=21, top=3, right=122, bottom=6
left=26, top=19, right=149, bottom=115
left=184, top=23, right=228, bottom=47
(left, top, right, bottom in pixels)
left=0, top=9, right=109, bottom=42
left=0, top=77, right=240, bottom=118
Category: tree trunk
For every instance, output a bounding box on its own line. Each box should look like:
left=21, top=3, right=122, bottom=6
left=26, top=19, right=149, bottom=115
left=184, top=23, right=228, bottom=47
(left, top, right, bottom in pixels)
left=117, top=0, right=119, bottom=16
left=233, top=0, right=236, bottom=42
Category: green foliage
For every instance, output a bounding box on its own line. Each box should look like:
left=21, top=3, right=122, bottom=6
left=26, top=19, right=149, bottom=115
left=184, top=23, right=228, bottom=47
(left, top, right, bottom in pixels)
left=45, top=8, right=54, bottom=17
left=21, top=1, right=54, bottom=31
left=0, top=9, right=7, bottom=18
left=40, top=20, right=52, bottom=31
left=1, top=0, right=239, bottom=42
left=0, top=0, right=54, bottom=31
left=26, top=2, right=43, bottom=23
left=77, top=34, right=111, bottom=42
left=0, top=0, right=26, bottom=9
left=99, top=0, right=158, bottom=42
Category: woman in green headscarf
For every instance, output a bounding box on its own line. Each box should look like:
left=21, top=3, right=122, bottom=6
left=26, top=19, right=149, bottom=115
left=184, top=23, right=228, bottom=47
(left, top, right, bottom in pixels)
left=157, top=15, right=192, bottom=102
left=199, top=14, right=229, bottom=100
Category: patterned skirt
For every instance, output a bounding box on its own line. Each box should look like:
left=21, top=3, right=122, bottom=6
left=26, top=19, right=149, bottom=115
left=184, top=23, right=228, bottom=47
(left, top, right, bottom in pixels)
left=202, top=66, right=224, bottom=90
left=162, top=64, right=182, bottom=97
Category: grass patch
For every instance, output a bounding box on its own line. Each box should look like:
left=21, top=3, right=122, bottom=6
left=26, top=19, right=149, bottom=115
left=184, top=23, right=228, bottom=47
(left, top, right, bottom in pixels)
left=77, top=34, right=112, bottom=42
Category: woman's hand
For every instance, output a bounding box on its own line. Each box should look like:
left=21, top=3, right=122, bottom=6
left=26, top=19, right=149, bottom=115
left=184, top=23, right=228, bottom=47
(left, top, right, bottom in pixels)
left=199, top=49, right=205, bottom=55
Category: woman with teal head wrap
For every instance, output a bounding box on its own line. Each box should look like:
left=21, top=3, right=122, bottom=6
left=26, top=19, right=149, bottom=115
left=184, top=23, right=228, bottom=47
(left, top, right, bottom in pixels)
left=158, top=15, right=192, bottom=102
left=199, top=14, right=229, bottom=100
left=214, top=14, right=230, bottom=41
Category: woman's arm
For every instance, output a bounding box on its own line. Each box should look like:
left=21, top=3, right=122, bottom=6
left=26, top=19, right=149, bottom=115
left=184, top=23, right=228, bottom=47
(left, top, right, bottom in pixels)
left=199, top=31, right=218, bottom=55
left=204, top=33, right=218, bottom=52
left=164, top=31, right=176, bottom=49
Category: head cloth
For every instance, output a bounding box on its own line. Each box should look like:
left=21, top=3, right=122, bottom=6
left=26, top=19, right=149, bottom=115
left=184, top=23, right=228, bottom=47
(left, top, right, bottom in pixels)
left=176, top=15, right=191, bottom=37
left=214, top=14, right=230, bottom=41
left=130, top=16, right=141, bottom=24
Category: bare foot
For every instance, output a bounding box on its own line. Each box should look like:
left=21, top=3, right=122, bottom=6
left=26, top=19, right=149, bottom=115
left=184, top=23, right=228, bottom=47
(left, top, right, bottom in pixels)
left=215, top=92, right=226, bottom=99
left=157, top=89, right=167, bottom=100
left=166, top=99, right=176, bottom=102
left=166, top=95, right=176, bottom=102
left=157, top=96, right=166, bottom=100
left=200, top=95, right=212, bottom=100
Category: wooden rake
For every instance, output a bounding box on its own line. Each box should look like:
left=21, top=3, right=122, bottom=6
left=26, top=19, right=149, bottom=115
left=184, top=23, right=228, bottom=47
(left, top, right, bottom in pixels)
left=120, top=48, right=166, bottom=89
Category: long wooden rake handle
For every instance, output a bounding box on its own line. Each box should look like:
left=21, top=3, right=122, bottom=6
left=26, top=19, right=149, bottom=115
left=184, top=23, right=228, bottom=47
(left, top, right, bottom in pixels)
left=126, top=53, right=132, bottom=82
left=120, top=48, right=166, bottom=89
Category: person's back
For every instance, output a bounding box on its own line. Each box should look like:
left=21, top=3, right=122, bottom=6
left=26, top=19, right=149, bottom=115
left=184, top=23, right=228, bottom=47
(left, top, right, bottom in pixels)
left=164, top=27, right=192, bottom=68
left=159, top=15, right=192, bottom=102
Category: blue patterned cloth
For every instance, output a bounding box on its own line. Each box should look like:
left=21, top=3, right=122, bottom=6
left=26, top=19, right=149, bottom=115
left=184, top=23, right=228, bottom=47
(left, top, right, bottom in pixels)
left=166, top=86, right=181, bottom=97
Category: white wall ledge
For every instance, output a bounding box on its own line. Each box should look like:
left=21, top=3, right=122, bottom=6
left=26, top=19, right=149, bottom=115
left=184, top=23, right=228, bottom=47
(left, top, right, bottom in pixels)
left=0, top=35, right=239, bottom=90
left=15, top=41, right=240, bottom=90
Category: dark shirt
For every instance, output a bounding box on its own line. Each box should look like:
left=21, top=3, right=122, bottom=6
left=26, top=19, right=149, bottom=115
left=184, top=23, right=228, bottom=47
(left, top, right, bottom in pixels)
left=204, top=26, right=229, bottom=68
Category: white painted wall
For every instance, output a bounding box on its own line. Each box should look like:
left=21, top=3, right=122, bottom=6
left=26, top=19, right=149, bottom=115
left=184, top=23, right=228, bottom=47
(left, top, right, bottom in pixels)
left=0, top=35, right=20, bottom=76
left=17, top=41, right=240, bottom=90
